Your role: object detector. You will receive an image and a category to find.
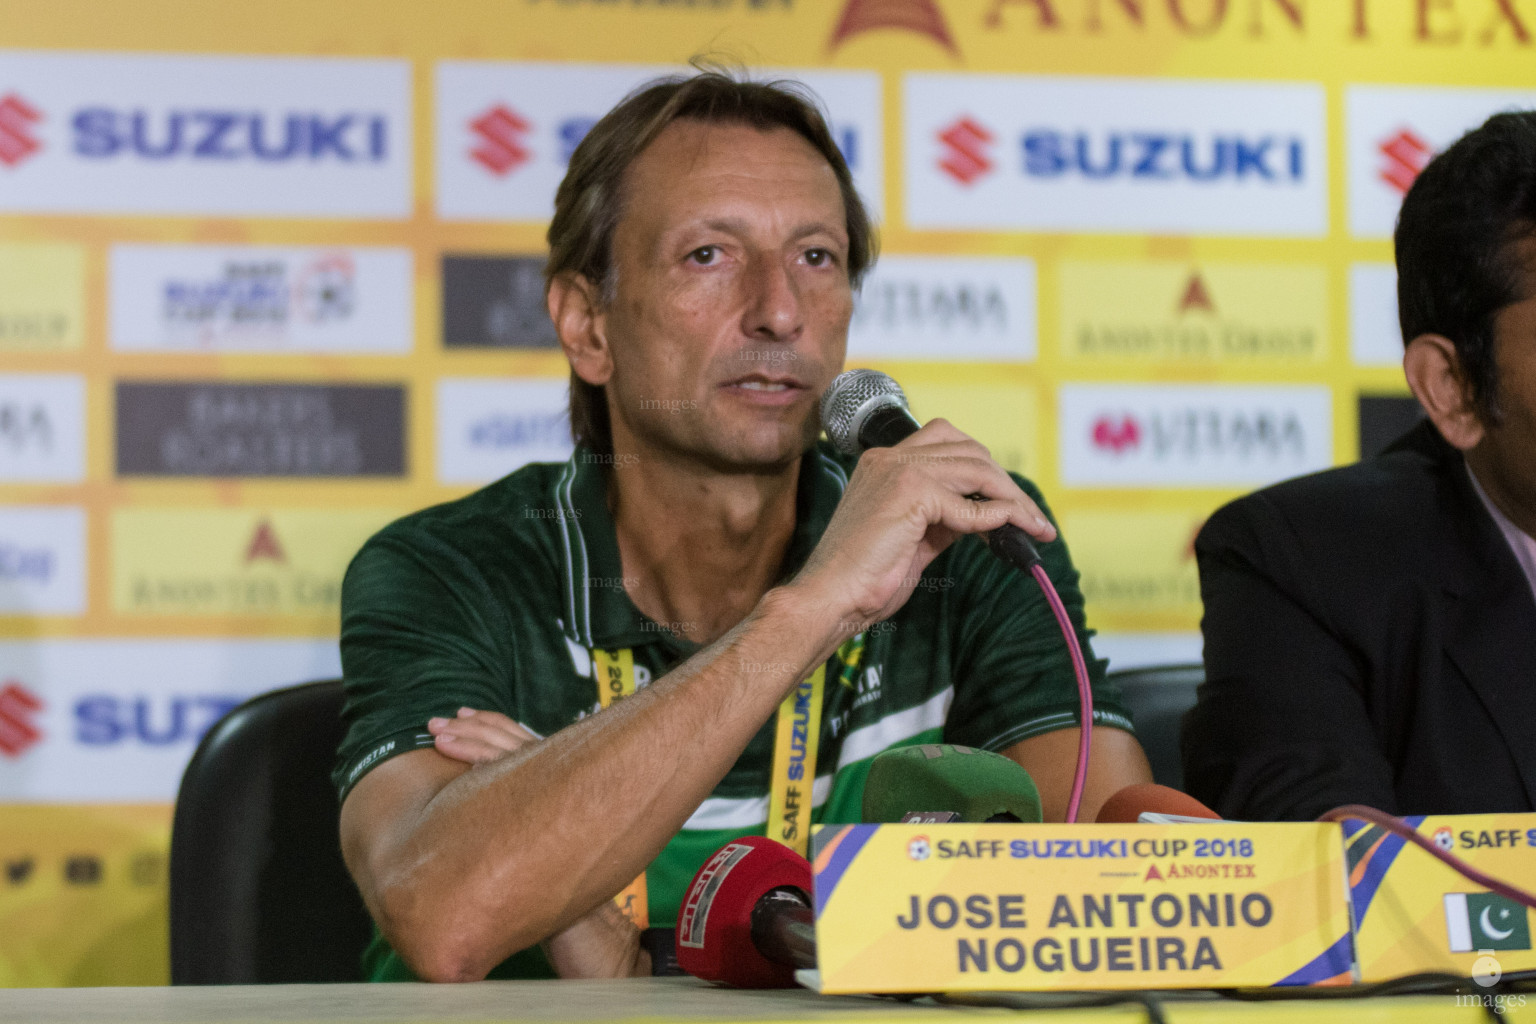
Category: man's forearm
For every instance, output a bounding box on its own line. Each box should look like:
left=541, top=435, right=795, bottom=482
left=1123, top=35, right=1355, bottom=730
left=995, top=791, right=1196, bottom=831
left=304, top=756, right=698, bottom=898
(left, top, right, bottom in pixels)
left=360, top=582, right=844, bottom=981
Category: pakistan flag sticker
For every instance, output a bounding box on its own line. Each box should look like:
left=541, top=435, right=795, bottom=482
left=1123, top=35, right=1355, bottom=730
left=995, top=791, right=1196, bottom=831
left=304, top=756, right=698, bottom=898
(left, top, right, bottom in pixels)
left=1444, top=893, right=1532, bottom=952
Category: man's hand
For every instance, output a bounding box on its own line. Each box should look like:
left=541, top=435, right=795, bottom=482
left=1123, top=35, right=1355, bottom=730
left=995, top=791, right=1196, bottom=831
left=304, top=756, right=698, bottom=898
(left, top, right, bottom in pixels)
left=427, top=708, right=651, bottom=979
left=426, top=707, right=538, bottom=764
left=789, top=419, right=1057, bottom=645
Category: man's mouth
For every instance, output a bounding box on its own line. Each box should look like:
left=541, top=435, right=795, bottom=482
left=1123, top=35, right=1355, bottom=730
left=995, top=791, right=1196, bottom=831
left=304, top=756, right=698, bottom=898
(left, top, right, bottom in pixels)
left=722, top=375, right=806, bottom=392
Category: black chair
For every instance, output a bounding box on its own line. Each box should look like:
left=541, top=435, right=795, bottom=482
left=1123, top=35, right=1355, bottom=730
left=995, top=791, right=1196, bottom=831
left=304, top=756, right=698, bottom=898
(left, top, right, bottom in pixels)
left=170, top=679, right=374, bottom=984
left=1107, top=663, right=1204, bottom=792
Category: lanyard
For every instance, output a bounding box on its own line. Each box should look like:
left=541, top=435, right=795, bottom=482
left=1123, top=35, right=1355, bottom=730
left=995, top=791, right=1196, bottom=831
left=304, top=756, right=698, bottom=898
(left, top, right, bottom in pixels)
left=766, top=666, right=825, bottom=858
left=591, top=647, right=828, bottom=924
left=593, top=648, right=648, bottom=930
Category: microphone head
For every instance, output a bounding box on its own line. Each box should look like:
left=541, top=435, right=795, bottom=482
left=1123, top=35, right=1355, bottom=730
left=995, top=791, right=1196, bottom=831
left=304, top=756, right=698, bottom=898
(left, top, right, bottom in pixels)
left=674, top=835, right=811, bottom=988
left=820, top=369, right=908, bottom=456
left=862, top=744, right=1044, bottom=824
left=1095, top=783, right=1222, bottom=824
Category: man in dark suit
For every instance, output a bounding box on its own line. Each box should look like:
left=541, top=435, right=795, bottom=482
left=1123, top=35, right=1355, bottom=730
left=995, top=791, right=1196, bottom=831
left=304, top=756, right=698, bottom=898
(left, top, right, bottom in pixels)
left=1183, top=111, right=1536, bottom=821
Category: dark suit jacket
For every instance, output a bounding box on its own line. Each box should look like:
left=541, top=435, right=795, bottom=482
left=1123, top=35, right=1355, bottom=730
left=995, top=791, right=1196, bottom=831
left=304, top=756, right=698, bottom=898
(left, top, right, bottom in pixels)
left=1183, top=421, right=1536, bottom=820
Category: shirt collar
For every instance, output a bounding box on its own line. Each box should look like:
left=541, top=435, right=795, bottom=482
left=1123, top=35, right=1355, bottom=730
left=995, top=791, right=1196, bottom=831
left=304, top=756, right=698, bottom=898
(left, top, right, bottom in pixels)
left=1467, top=463, right=1536, bottom=601
left=554, top=443, right=852, bottom=653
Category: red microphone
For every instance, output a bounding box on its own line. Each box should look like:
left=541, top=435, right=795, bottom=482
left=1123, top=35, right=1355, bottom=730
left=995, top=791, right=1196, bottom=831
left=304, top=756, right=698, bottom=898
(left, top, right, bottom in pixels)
left=1096, top=783, right=1222, bottom=823
left=674, top=835, right=815, bottom=988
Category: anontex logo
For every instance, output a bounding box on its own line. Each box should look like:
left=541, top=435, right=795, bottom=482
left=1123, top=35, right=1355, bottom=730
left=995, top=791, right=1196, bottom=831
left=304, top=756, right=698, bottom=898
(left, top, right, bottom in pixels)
left=71, top=108, right=390, bottom=162
left=0, top=94, right=41, bottom=168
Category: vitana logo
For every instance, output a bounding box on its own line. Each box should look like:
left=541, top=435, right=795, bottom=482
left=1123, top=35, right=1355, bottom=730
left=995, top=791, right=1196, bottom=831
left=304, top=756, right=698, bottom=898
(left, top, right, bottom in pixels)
left=1088, top=410, right=1308, bottom=459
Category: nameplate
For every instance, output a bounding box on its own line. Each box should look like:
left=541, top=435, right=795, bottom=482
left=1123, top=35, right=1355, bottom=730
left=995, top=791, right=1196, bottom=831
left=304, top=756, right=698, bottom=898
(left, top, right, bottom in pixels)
left=1348, top=812, right=1536, bottom=983
left=808, top=823, right=1352, bottom=993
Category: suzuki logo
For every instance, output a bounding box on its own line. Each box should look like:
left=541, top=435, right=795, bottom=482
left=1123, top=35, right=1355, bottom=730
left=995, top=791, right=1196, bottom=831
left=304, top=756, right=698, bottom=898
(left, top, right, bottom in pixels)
left=0, top=93, right=42, bottom=168
left=0, top=681, right=43, bottom=758
left=1378, top=128, right=1433, bottom=196
left=470, top=104, right=532, bottom=176
left=1092, top=415, right=1141, bottom=454
left=937, top=117, right=994, bottom=186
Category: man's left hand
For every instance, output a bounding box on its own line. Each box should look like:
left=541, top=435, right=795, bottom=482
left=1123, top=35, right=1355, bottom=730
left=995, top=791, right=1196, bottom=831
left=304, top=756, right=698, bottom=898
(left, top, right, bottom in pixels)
left=427, top=708, right=652, bottom=979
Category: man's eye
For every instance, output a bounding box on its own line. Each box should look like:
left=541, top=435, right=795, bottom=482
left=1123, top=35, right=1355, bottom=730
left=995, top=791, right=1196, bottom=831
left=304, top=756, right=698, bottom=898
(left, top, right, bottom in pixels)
left=805, top=248, right=835, bottom=267
left=688, top=246, right=717, bottom=265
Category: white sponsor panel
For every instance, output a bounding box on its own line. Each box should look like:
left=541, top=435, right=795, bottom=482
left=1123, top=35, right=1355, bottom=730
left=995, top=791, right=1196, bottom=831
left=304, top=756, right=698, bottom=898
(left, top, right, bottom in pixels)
left=436, top=378, right=572, bottom=484
left=109, top=245, right=413, bottom=354
left=849, top=256, right=1035, bottom=361
left=0, top=50, right=410, bottom=217
left=0, top=374, right=85, bottom=483
left=1346, top=85, right=1536, bottom=239
left=1059, top=383, right=1333, bottom=488
left=1350, top=262, right=1403, bottom=367
left=0, top=506, right=85, bottom=616
left=904, top=74, right=1327, bottom=236
left=1093, top=632, right=1203, bottom=673
left=0, top=639, right=341, bottom=802
left=435, top=61, right=882, bottom=221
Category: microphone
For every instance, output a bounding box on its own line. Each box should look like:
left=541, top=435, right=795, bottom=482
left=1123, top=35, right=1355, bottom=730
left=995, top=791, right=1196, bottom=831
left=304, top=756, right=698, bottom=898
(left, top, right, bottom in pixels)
left=820, top=368, right=1042, bottom=573
left=1096, top=783, right=1222, bottom=824
left=674, top=835, right=815, bottom=988
left=862, top=743, right=1044, bottom=824
left=820, top=367, right=1098, bottom=824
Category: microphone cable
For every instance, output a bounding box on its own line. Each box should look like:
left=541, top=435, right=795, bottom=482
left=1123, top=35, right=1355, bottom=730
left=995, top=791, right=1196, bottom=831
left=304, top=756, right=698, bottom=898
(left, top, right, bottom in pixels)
left=1315, top=805, right=1536, bottom=911
left=1028, top=561, right=1093, bottom=823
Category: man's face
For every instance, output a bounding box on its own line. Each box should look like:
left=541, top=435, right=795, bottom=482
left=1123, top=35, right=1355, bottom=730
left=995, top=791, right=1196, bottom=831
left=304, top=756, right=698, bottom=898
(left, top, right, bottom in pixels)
left=1470, top=248, right=1536, bottom=533
left=596, top=119, right=853, bottom=470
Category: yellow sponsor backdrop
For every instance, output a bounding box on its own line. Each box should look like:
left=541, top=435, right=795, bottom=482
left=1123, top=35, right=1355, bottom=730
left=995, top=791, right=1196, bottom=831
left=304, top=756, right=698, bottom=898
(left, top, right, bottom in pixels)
left=111, top=509, right=398, bottom=618
left=0, top=805, right=170, bottom=986
left=0, top=243, right=84, bottom=351
left=2, top=0, right=1534, bottom=987
left=1059, top=262, right=1328, bottom=367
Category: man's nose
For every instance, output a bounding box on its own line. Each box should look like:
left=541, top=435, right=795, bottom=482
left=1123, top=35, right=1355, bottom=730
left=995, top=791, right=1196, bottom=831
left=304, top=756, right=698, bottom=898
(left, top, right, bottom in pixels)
left=743, top=255, right=803, bottom=342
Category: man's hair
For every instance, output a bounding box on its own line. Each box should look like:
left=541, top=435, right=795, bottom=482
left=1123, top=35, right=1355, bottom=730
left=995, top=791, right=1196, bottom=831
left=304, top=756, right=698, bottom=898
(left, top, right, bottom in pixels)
left=546, top=67, right=876, bottom=456
left=1396, top=110, right=1536, bottom=424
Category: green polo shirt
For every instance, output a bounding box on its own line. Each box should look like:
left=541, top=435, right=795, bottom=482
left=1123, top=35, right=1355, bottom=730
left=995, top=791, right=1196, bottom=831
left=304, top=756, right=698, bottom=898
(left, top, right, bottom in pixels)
left=334, top=440, right=1132, bottom=981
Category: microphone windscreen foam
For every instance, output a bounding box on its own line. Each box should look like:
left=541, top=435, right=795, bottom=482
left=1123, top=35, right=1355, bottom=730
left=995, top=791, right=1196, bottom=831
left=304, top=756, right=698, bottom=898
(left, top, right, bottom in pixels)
left=674, top=835, right=811, bottom=988
left=1096, top=783, right=1221, bottom=823
left=862, top=744, right=1043, bottom=824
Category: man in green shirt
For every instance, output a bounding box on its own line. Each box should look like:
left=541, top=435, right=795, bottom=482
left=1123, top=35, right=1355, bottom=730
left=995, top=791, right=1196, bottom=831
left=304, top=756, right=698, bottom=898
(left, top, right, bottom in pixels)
left=336, top=70, right=1152, bottom=983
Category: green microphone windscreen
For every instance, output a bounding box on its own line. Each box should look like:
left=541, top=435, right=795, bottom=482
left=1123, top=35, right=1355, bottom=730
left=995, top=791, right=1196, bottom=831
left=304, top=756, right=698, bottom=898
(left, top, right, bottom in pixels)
left=862, top=744, right=1044, bottom=824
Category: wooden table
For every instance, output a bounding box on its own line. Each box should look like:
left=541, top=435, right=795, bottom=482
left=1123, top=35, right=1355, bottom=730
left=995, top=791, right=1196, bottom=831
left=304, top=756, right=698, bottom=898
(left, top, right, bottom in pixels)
left=0, top=976, right=1524, bottom=1023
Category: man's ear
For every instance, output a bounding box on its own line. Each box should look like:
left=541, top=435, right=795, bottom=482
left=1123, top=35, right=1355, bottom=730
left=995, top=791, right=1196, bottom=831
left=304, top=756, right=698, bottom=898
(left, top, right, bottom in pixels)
left=1403, top=333, right=1485, bottom=451
left=548, top=272, right=613, bottom=387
